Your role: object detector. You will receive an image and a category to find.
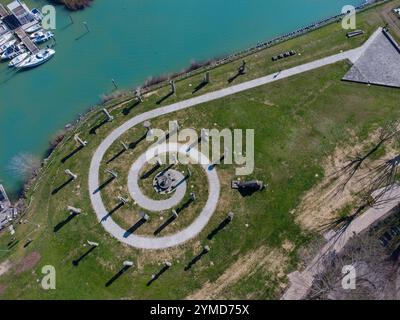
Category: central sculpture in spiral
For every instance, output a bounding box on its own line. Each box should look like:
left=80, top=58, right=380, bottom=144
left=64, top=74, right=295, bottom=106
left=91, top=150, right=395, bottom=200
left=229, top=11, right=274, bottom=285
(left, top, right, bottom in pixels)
left=153, top=169, right=180, bottom=194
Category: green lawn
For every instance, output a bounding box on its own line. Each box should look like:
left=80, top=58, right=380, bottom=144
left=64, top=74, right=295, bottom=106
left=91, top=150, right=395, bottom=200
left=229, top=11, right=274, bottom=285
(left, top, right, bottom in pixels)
left=0, top=1, right=399, bottom=300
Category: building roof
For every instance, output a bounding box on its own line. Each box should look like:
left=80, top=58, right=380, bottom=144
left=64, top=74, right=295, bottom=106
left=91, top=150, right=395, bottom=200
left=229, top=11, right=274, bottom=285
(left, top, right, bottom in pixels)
left=343, top=29, right=400, bottom=88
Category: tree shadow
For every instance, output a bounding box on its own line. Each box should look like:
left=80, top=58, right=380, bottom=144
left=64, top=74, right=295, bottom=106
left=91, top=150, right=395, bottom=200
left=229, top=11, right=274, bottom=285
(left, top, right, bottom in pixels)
left=105, top=264, right=132, bottom=287
left=184, top=248, right=209, bottom=271
left=89, top=119, right=108, bottom=135
left=52, top=177, right=74, bottom=195
left=54, top=212, right=79, bottom=233
left=72, top=245, right=97, bottom=266
left=207, top=216, right=232, bottom=240
left=147, top=264, right=171, bottom=286
left=123, top=218, right=147, bottom=238
left=93, top=176, right=115, bottom=194
left=122, top=100, right=141, bottom=115
left=61, top=145, right=84, bottom=163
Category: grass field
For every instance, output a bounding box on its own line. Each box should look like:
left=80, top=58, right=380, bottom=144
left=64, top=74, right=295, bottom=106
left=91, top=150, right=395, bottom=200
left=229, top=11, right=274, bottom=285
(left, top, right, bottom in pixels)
left=0, top=1, right=399, bottom=300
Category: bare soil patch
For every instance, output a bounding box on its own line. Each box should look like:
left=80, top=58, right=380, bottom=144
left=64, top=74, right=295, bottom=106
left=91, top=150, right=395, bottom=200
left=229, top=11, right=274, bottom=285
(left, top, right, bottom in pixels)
left=0, top=260, right=12, bottom=277
left=15, top=251, right=41, bottom=275
left=295, top=129, right=396, bottom=232
left=186, top=246, right=288, bottom=300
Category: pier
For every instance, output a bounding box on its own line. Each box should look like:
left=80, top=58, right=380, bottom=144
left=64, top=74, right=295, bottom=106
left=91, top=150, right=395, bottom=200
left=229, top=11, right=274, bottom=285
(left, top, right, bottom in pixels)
left=15, top=27, right=39, bottom=54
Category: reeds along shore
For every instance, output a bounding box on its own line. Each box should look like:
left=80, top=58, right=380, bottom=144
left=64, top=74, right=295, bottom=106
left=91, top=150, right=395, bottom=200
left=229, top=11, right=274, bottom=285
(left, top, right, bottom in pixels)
left=51, top=0, right=92, bottom=10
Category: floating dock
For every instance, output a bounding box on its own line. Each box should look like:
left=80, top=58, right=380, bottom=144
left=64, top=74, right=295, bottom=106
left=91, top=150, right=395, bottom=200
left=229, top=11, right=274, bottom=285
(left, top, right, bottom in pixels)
left=15, top=27, right=39, bottom=54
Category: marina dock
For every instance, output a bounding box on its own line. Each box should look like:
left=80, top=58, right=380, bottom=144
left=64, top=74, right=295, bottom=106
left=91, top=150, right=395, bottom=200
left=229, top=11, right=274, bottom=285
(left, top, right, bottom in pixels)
left=15, top=27, right=39, bottom=54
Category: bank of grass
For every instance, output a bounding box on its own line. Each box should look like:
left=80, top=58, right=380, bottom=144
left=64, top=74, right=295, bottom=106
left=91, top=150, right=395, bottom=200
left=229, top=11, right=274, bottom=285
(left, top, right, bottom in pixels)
left=0, top=1, right=399, bottom=299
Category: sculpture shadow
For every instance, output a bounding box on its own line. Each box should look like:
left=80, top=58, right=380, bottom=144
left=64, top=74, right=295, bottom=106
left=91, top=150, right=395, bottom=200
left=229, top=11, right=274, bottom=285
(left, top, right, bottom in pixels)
left=129, top=131, right=148, bottom=149
left=237, top=188, right=261, bottom=197
left=208, top=154, right=225, bottom=171
left=122, top=100, right=141, bottom=115
left=228, top=71, right=243, bottom=83
left=192, top=80, right=208, bottom=94
left=89, top=118, right=108, bottom=135
left=52, top=177, right=74, bottom=195
left=141, top=163, right=161, bottom=180
left=61, top=145, right=84, bottom=163
left=147, top=264, right=171, bottom=286
left=184, top=248, right=209, bottom=271
left=207, top=217, right=232, bottom=240
left=105, top=264, right=132, bottom=287
left=154, top=214, right=177, bottom=236
left=72, top=245, right=97, bottom=266
left=176, top=198, right=194, bottom=214
left=93, top=176, right=115, bottom=194
left=173, top=174, right=190, bottom=190
left=54, top=212, right=79, bottom=233
left=156, top=91, right=174, bottom=105
left=123, top=218, right=147, bottom=238
left=23, top=239, right=33, bottom=248
left=101, top=202, right=124, bottom=222
left=7, top=240, right=19, bottom=249
left=106, top=148, right=126, bottom=164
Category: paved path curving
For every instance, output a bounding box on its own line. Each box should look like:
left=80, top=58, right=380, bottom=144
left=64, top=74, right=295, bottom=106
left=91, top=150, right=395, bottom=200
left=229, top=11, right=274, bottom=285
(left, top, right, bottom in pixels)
left=127, top=143, right=209, bottom=212
left=89, top=29, right=381, bottom=249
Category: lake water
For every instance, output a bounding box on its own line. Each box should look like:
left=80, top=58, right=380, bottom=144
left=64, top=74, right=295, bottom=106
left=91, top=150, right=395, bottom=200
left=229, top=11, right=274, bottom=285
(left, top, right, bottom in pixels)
left=0, top=0, right=360, bottom=197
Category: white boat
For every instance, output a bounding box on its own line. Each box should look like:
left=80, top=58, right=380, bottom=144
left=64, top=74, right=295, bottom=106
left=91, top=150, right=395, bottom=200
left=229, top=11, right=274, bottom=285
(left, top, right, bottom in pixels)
left=29, top=30, right=44, bottom=39
left=32, top=31, right=54, bottom=44
left=9, top=52, right=30, bottom=67
left=31, top=8, right=43, bottom=21
left=17, top=48, right=55, bottom=69
left=25, top=24, right=42, bottom=34
left=0, top=39, right=17, bottom=54
left=0, top=33, right=13, bottom=46
left=1, top=44, right=26, bottom=60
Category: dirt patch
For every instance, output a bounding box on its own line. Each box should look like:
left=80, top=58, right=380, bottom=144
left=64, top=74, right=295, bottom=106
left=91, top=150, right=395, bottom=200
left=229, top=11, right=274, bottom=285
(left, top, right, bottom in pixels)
left=0, top=284, right=7, bottom=296
left=186, top=246, right=288, bottom=300
left=295, top=129, right=397, bottom=232
left=15, top=251, right=41, bottom=275
left=0, top=260, right=12, bottom=277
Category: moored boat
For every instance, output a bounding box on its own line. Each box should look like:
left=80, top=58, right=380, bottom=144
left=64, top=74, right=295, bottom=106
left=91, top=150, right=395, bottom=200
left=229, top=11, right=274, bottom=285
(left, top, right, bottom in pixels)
left=17, top=48, right=55, bottom=69
left=1, top=44, right=26, bottom=60
left=0, top=39, right=17, bottom=54
left=9, top=52, right=30, bottom=67
left=25, top=24, right=42, bottom=34
left=32, top=31, right=54, bottom=44
left=29, top=30, right=44, bottom=39
left=0, top=33, right=13, bottom=46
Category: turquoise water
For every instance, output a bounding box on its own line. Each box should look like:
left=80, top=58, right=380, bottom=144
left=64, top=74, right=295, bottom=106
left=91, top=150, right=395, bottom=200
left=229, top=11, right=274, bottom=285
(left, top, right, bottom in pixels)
left=0, top=0, right=360, bottom=197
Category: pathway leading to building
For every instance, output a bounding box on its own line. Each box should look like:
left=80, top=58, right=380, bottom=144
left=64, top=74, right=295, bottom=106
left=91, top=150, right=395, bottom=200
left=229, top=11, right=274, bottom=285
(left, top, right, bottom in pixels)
left=282, top=184, right=400, bottom=300
left=89, top=28, right=382, bottom=250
